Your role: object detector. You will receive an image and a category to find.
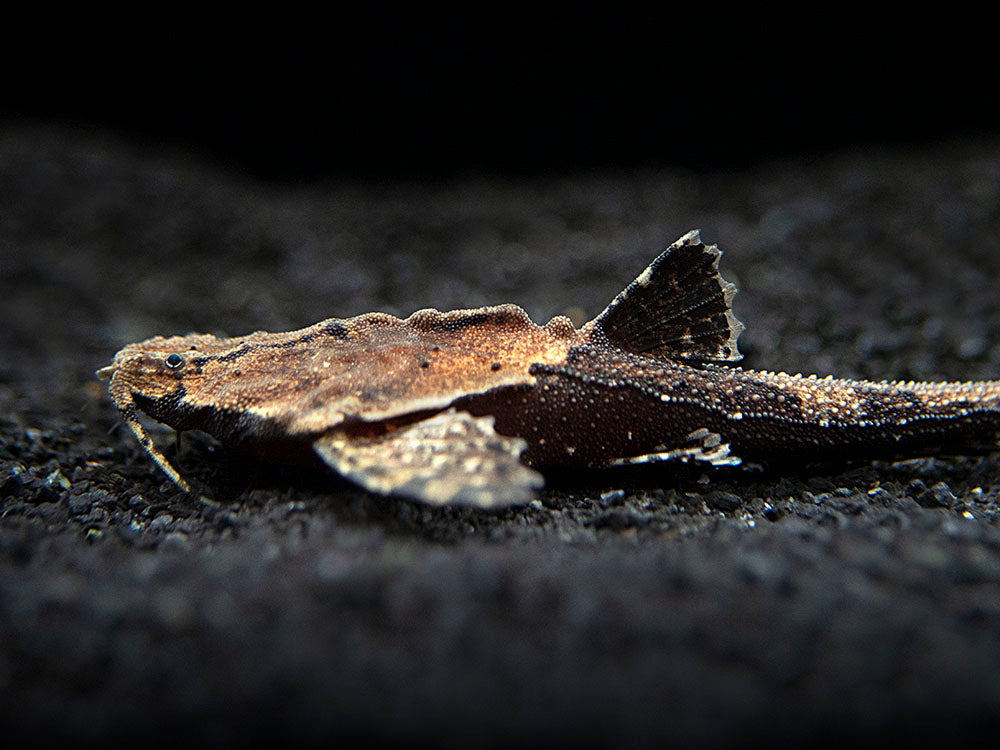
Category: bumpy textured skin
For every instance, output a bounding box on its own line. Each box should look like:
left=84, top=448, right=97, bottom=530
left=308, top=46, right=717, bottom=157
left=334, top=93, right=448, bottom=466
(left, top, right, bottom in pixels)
left=98, top=231, right=1000, bottom=506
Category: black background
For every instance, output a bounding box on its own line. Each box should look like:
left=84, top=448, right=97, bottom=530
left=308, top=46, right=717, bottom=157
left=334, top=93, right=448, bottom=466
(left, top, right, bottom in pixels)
left=6, top=6, right=996, bottom=179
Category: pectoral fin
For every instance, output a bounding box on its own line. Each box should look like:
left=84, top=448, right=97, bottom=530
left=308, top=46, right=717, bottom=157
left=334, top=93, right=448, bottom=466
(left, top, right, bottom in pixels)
left=314, top=409, right=544, bottom=508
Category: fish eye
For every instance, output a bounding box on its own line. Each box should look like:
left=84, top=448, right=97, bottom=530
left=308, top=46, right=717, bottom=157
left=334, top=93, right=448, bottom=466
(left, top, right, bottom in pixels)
left=164, top=353, right=185, bottom=370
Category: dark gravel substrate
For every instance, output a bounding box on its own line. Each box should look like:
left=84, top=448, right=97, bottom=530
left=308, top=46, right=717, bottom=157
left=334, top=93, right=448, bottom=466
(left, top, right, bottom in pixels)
left=3, top=126, right=1000, bottom=747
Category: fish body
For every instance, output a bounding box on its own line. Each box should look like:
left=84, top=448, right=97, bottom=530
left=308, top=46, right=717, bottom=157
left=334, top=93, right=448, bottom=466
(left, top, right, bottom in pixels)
left=98, top=231, right=1000, bottom=506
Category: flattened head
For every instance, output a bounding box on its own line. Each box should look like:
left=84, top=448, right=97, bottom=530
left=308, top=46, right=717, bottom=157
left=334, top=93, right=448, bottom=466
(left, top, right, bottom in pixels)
left=97, top=335, right=207, bottom=401
left=96, top=334, right=219, bottom=493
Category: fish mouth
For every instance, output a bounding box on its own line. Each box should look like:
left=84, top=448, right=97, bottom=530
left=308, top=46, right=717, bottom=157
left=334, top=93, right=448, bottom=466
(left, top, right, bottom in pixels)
left=95, top=365, right=116, bottom=380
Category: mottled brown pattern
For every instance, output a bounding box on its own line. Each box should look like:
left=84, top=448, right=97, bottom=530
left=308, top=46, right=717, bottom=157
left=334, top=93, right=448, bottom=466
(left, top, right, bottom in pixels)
left=98, top=231, right=1000, bottom=506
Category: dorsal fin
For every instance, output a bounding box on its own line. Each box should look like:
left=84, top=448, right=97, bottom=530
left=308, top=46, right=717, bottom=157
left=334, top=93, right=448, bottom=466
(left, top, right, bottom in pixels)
left=586, top=230, right=744, bottom=362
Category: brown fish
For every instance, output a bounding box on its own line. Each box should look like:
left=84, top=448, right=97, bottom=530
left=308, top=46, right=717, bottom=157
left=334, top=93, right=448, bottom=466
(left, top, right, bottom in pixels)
left=97, top=231, right=1000, bottom=507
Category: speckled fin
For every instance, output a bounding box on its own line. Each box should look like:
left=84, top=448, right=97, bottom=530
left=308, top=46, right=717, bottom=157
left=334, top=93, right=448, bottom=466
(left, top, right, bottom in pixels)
left=610, top=428, right=741, bottom=467
left=313, top=409, right=544, bottom=508
left=589, top=230, right=744, bottom=361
